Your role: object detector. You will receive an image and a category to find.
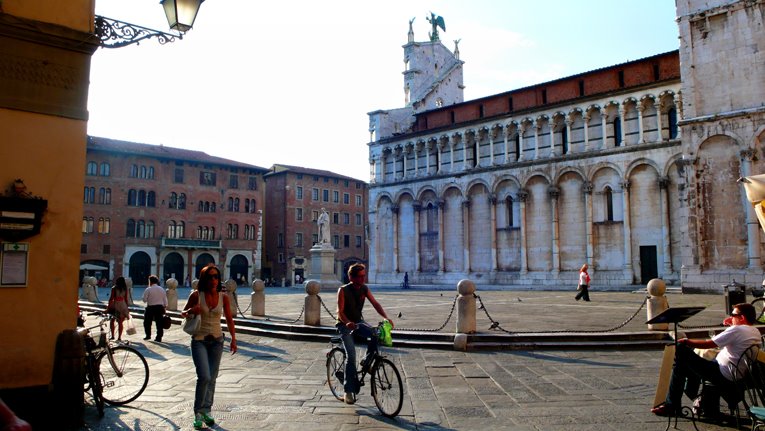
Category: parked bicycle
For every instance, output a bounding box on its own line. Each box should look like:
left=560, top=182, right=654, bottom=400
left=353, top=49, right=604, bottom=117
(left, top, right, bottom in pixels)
left=325, top=321, right=403, bottom=417
left=78, top=311, right=149, bottom=417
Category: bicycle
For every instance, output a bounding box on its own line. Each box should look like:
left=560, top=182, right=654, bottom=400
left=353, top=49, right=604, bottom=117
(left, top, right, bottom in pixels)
left=325, top=322, right=403, bottom=417
left=78, top=311, right=150, bottom=417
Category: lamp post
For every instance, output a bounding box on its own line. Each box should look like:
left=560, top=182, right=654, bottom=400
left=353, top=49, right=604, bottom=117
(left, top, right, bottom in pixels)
left=95, top=0, right=204, bottom=48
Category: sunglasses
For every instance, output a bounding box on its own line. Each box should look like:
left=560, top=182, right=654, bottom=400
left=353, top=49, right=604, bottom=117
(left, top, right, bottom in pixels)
left=731, top=312, right=743, bottom=318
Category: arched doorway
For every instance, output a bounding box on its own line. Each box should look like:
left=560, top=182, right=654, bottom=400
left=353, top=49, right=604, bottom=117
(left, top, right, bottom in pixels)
left=128, top=252, right=151, bottom=286
left=195, top=253, right=215, bottom=278
left=163, top=252, right=184, bottom=283
left=229, top=254, right=248, bottom=285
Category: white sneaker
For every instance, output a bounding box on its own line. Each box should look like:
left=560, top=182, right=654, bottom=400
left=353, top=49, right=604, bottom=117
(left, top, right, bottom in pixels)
left=343, top=392, right=356, bottom=404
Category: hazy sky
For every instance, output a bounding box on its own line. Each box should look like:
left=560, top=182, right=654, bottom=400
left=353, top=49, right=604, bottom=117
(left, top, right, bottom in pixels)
left=88, top=1, right=680, bottom=181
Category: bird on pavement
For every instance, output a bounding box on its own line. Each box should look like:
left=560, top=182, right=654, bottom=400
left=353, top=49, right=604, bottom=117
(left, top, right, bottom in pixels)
left=397, top=311, right=403, bottom=318
left=517, top=297, right=522, bottom=302
left=489, top=322, right=499, bottom=330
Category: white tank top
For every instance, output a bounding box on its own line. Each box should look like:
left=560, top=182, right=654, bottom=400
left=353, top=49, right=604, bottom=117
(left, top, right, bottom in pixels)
left=194, top=291, right=223, bottom=340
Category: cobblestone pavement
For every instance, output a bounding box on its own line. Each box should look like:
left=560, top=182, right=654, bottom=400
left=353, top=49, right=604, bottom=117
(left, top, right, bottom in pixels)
left=80, top=287, right=749, bottom=430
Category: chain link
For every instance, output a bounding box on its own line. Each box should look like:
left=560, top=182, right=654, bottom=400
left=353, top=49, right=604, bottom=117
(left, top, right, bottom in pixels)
left=235, top=301, right=252, bottom=318
left=287, top=303, right=306, bottom=324
left=396, top=294, right=459, bottom=332
left=475, top=294, right=650, bottom=334
left=318, top=295, right=337, bottom=321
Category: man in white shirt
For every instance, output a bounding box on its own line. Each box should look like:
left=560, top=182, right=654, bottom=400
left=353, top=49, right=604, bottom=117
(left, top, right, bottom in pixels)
left=652, top=302, right=762, bottom=416
left=142, top=275, right=168, bottom=342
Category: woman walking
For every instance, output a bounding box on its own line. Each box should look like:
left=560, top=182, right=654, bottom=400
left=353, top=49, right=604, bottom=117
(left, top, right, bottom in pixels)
left=575, top=263, right=591, bottom=302
left=107, top=277, right=130, bottom=340
left=182, top=264, right=237, bottom=429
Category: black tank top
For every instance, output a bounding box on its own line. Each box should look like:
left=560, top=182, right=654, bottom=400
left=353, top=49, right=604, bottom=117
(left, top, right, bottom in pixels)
left=340, top=283, right=367, bottom=323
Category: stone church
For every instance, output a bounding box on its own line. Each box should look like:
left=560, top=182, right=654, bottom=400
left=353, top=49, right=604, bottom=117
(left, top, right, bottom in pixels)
left=366, top=0, right=765, bottom=290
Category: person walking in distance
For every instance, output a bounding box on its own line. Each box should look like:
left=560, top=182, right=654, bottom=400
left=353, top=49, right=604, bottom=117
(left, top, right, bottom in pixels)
left=142, top=275, right=168, bottom=341
left=336, top=263, right=393, bottom=405
left=182, top=264, right=237, bottom=430
left=107, top=276, right=129, bottom=340
left=575, top=263, right=591, bottom=302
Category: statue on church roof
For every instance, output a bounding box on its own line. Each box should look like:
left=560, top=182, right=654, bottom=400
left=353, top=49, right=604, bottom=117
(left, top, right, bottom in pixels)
left=426, top=12, right=445, bottom=42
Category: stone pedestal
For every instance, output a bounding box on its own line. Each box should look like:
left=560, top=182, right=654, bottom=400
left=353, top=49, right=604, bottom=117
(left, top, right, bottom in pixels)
left=305, top=244, right=341, bottom=291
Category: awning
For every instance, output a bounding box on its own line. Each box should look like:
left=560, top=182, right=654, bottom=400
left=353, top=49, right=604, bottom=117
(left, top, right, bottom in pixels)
left=740, top=174, right=765, bottom=234
left=80, top=263, right=108, bottom=271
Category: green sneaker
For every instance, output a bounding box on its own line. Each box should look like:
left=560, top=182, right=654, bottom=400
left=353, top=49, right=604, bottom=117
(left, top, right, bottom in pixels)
left=201, top=412, right=215, bottom=426
left=193, top=413, right=203, bottom=430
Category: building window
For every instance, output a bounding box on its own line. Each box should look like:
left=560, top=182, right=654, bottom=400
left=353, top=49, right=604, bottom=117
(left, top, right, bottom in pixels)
left=356, top=213, right=362, bottom=225
left=296, top=232, right=303, bottom=247
left=174, top=168, right=184, bottom=183
left=312, top=233, right=319, bottom=245
left=312, top=188, right=319, bottom=200
left=343, top=213, right=350, bottom=225
left=506, top=196, right=514, bottom=227
left=356, top=195, right=362, bottom=206
left=97, top=217, right=110, bottom=234
left=278, top=253, right=285, bottom=263
left=605, top=186, right=614, bottom=221
left=200, top=171, right=216, bottom=186
left=126, top=219, right=135, bottom=237
left=296, top=207, right=303, bottom=221
left=229, top=175, right=239, bottom=189
left=147, top=191, right=156, bottom=207
left=234, top=197, right=240, bottom=212
left=668, top=107, right=678, bottom=139
left=323, top=189, right=329, bottom=202
left=169, top=192, right=178, bottom=209
left=103, top=244, right=110, bottom=254
left=312, top=210, right=319, bottom=221
left=146, top=221, right=155, bottom=238
left=86, top=161, right=97, bottom=176
left=356, top=235, right=362, bottom=247
left=343, top=193, right=350, bottom=204
left=343, top=235, right=350, bottom=248
left=99, top=162, right=110, bottom=176
left=140, top=166, right=147, bottom=179
left=227, top=224, right=239, bottom=239
left=248, top=176, right=257, bottom=190
left=333, top=190, right=339, bottom=203
left=81, top=244, right=87, bottom=254
left=84, top=187, right=95, bottom=204
left=148, top=167, right=155, bottom=179
left=332, top=235, right=339, bottom=248
left=613, top=116, right=622, bottom=146
left=130, top=165, right=138, bottom=177
left=98, top=188, right=111, bottom=205
left=82, top=217, right=93, bottom=233
left=277, top=233, right=284, bottom=247
left=333, top=212, right=339, bottom=224
left=296, top=186, right=303, bottom=200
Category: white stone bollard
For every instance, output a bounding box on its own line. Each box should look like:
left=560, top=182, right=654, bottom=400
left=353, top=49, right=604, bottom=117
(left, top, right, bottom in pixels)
left=225, top=279, right=238, bottom=313
left=304, top=280, right=321, bottom=326
left=456, top=279, right=476, bottom=335
left=165, top=278, right=178, bottom=311
left=251, top=279, right=265, bottom=317
left=647, top=278, right=669, bottom=331
left=82, top=276, right=99, bottom=302
left=125, top=277, right=134, bottom=305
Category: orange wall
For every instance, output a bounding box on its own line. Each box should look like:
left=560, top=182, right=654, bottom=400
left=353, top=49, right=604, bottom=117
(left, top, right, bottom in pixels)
left=0, top=109, right=87, bottom=388
left=2, top=0, right=94, bottom=32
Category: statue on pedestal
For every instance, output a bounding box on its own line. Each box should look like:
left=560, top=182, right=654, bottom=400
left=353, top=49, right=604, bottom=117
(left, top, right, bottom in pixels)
left=318, top=208, right=330, bottom=245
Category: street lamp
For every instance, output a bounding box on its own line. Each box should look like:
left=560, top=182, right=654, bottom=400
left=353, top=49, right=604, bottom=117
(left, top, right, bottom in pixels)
left=95, top=0, right=205, bottom=48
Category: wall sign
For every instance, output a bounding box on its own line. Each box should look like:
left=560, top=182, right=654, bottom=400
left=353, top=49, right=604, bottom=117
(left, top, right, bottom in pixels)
left=1, top=242, right=29, bottom=287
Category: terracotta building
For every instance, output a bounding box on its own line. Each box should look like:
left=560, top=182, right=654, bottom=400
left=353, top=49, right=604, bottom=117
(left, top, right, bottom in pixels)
left=82, top=136, right=268, bottom=286
left=263, top=164, right=368, bottom=285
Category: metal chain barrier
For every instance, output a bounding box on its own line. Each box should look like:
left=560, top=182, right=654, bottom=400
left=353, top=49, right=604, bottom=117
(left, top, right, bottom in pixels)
left=286, top=303, right=306, bottom=324
left=396, top=294, right=460, bottom=332
left=475, top=293, right=651, bottom=334
left=236, top=301, right=252, bottom=318
left=318, top=295, right=337, bottom=321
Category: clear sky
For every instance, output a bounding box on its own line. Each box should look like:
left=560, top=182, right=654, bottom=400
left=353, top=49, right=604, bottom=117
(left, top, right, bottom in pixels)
left=88, top=1, right=680, bottom=181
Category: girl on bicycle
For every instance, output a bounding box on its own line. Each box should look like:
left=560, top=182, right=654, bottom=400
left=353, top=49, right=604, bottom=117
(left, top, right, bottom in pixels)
left=182, top=264, right=237, bottom=430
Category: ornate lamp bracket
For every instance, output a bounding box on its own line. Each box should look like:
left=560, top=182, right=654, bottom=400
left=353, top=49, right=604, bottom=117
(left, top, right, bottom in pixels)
left=95, top=15, right=181, bottom=48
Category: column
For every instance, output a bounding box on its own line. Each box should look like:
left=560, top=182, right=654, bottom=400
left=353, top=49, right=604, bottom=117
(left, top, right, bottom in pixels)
left=549, top=186, right=560, bottom=274
left=637, top=104, right=645, bottom=143
left=583, top=181, right=594, bottom=267
left=741, top=149, right=761, bottom=269
left=550, top=123, right=558, bottom=157
left=462, top=199, right=471, bottom=273
left=673, top=94, right=683, bottom=140
left=601, top=110, right=608, bottom=148
left=462, top=134, right=469, bottom=171
left=621, top=180, right=633, bottom=281
left=518, top=190, right=529, bottom=274
left=658, top=177, right=672, bottom=276
left=413, top=142, right=419, bottom=177
left=517, top=125, right=526, bottom=161
left=655, top=102, right=664, bottom=141
left=402, top=144, right=409, bottom=178
left=413, top=201, right=421, bottom=272
left=425, top=141, right=431, bottom=175
left=565, top=118, right=573, bottom=155
left=437, top=199, right=445, bottom=274
left=533, top=121, right=541, bottom=160
left=391, top=205, right=399, bottom=273
left=489, top=194, right=498, bottom=273
left=438, top=140, right=445, bottom=173
left=488, top=127, right=495, bottom=166
left=618, top=107, right=626, bottom=145
left=502, top=125, right=509, bottom=164
left=583, top=114, right=590, bottom=151
left=450, top=135, right=456, bottom=172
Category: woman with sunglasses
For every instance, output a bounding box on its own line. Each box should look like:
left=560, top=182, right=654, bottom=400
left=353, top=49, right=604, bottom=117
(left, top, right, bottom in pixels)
left=182, top=264, right=237, bottom=429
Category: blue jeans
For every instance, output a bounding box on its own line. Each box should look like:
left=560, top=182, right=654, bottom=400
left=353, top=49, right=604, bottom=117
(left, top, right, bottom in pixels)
left=191, top=336, right=224, bottom=414
left=337, top=322, right=378, bottom=394
left=666, top=344, right=732, bottom=406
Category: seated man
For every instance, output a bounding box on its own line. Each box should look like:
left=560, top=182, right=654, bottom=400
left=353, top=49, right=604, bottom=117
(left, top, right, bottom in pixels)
left=652, top=302, right=762, bottom=416
left=336, top=263, right=393, bottom=405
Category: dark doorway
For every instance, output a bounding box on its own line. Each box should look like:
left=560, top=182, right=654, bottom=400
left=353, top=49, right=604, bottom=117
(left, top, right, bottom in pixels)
left=639, top=245, right=658, bottom=284
left=128, top=252, right=151, bottom=286
left=195, top=253, right=215, bottom=278
left=229, top=254, right=248, bottom=284
left=163, top=252, right=184, bottom=283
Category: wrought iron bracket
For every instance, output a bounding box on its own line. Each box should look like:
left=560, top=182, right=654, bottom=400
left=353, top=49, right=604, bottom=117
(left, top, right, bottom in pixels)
left=95, top=15, right=181, bottom=48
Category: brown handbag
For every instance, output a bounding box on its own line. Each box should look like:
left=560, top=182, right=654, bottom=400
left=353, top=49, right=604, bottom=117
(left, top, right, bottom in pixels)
left=162, top=315, right=172, bottom=330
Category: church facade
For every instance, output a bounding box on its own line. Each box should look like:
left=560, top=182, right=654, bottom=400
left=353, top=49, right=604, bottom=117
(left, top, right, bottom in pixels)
left=366, top=1, right=765, bottom=290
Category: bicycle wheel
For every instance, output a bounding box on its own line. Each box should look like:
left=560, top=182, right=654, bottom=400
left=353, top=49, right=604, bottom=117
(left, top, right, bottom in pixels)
left=326, top=347, right=346, bottom=401
left=87, top=358, right=105, bottom=417
left=752, top=298, right=765, bottom=323
left=370, top=357, right=403, bottom=417
left=97, top=345, right=149, bottom=405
